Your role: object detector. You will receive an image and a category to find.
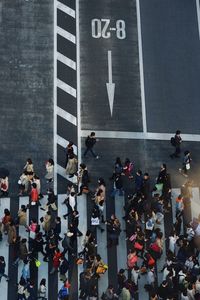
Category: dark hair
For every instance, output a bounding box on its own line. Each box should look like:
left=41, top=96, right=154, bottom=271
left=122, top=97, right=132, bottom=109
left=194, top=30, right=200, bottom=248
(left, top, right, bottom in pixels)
left=48, top=158, right=54, bottom=165
left=80, top=163, right=86, bottom=169
left=98, top=178, right=106, bottom=186
left=40, top=278, right=46, bottom=286
left=176, top=130, right=181, bottom=135
left=32, top=182, right=37, bottom=189
left=137, top=170, right=142, bottom=175
left=4, top=209, right=10, bottom=216
left=27, top=158, right=32, bottom=164
left=91, top=132, right=95, bottom=136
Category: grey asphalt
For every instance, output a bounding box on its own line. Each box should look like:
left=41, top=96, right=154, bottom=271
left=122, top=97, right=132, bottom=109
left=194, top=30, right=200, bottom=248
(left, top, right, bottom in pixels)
left=0, top=0, right=53, bottom=299
left=0, top=0, right=53, bottom=194
left=79, top=0, right=142, bottom=132
left=140, top=0, right=200, bottom=134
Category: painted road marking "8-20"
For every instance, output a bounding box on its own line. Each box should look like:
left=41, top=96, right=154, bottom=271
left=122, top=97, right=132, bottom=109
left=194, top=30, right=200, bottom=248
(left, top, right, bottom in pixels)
left=91, top=19, right=126, bottom=39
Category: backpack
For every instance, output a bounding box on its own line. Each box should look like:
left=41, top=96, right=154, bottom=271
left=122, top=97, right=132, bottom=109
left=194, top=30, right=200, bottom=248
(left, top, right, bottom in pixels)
left=58, top=287, right=68, bottom=299
left=170, top=137, right=176, bottom=147
left=85, top=136, right=95, bottom=148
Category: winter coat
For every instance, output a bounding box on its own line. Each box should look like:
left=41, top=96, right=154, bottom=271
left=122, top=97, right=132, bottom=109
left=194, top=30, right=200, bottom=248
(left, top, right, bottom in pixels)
left=30, top=187, right=38, bottom=202
left=42, top=214, right=51, bottom=232
left=120, top=287, right=131, bottom=300
left=21, top=263, right=30, bottom=281
left=18, top=209, right=27, bottom=226
left=66, top=157, right=78, bottom=175
left=45, top=163, right=54, bottom=180
left=7, top=224, right=17, bottom=244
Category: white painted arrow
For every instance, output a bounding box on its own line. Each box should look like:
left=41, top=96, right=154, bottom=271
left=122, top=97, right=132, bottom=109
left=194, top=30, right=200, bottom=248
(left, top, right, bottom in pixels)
left=106, top=50, right=115, bottom=116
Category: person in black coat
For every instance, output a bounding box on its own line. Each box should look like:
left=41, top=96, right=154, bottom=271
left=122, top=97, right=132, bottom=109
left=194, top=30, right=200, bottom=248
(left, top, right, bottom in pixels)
left=0, top=256, right=9, bottom=282
left=59, top=257, right=69, bottom=282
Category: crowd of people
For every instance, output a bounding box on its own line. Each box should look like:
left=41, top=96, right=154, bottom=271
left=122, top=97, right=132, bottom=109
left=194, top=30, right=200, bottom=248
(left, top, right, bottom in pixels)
left=0, top=130, right=200, bottom=300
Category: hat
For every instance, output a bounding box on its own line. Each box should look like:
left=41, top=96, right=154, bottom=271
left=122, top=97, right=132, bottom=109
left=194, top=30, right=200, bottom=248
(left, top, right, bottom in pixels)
left=67, top=232, right=74, bottom=237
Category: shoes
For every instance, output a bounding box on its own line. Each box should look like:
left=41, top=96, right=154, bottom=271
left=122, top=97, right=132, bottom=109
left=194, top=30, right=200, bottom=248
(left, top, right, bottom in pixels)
left=63, top=215, right=67, bottom=220
left=69, top=174, right=74, bottom=178
left=77, top=193, right=82, bottom=196
left=40, top=207, right=45, bottom=211
left=77, top=232, right=83, bottom=237
left=95, top=156, right=99, bottom=159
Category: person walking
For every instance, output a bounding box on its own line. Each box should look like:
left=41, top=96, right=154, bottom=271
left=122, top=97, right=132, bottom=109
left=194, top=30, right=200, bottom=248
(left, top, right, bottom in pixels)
left=45, top=158, right=54, bottom=183
left=170, top=130, right=182, bottom=158
left=179, top=150, right=192, bottom=178
left=38, top=278, right=47, bottom=300
left=66, top=154, right=78, bottom=178
left=65, top=141, right=74, bottom=168
left=77, top=164, right=90, bottom=196
left=83, top=132, right=99, bottom=159
left=0, top=256, right=9, bottom=282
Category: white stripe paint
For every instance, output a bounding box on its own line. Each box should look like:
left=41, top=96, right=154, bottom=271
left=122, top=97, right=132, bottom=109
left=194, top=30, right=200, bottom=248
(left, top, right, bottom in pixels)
left=57, top=164, right=78, bottom=184
left=76, top=0, right=82, bottom=163
left=57, top=52, right=76, bottom=70
left=76, top=1, right=85, bottom=294
left=54, top=0, right=58, bottom=194
left=136, top=0, right=147, bottom=133
left=57, top=135, right=78, bottom=155
left=57, top=26, right=76, bottom=44
left=57, top=106, right=77, bottom=126
left=57, top=78, right=76, bottom=98
left=58, top=194, right=69, bottom=290
left=81, top=130, right=200, bottom=142
left=38, top=195, right=49, bottom=299
left=0, top=197, right=10, bottom=296
left=18, top=197, right=29, bottom=281
left=57, top=0, right=75, bottom=18
left=196, top=0, right=200, bottom=40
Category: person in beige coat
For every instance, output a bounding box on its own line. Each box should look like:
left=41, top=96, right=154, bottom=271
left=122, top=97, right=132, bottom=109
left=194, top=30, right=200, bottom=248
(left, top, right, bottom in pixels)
left=7, top=221, right=17, bottom=245
left=42, top=211, right=52, bottom=233
left=18, top=205, right=27, bottom=227
left=66, top=154, right=78, bottom=178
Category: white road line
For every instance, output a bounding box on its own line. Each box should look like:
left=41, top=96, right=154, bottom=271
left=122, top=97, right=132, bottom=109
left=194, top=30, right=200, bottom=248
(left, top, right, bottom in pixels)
left=38, top=195, right=49, bottom=299
left=0, top=197, right=10, bottom=297
left=96, top=208, right=108, bottom=297
left=18, top=197, right=29, bottom=282
left=76, top=0, right=81, bottom=161
left=57, top=0, right=75, bottom=18
left=57, top=79, right=77, bottom=98
left=76, top=1, right=87, bottom=294
left=136, top=0, right=147, bottom=133
left=54, top=0, right=58, bottom=194
left=57, top=52, right=76, bottom=70
left=57, top=106, right=77, bottom=126
left=57, top=26, right=76, bottom=44
left=57, top=164, right=78, bottom=184
left=58, top=195, right=69, bottom=290
left=81, top=130, right=200, bottom=142
left=190, top=187, right=200, bottom=220
left=57, top=135, right=78, bottom=155
left=196, top=0, right=200, bottom=40
left=115, top=194, right=127, bottom=271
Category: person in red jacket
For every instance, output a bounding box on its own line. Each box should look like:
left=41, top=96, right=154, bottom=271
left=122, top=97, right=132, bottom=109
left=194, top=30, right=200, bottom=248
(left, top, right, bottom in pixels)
left=30, top=183, right=40, bottom=206
left=50, top=248, right=62, bottom=274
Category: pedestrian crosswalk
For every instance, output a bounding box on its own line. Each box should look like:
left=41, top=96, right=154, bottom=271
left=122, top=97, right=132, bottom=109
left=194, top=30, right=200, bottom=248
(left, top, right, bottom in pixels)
left=0, top=187, right=198, bottom=299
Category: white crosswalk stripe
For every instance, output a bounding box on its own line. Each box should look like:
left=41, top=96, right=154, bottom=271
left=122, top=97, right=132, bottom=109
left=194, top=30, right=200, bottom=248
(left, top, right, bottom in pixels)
left=0, top=197, right=10, bottom=296
left=0, top=187, right=199, bottom=299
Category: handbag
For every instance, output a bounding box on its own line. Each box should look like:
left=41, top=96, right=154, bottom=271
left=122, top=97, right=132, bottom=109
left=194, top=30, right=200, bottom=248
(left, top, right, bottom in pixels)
left=91, top=217, right=100, bottom=226
left=134, top=241, right=143, bottom=250
left=35, top=259, right=41, bottom=267
left=186, top=163, right=190, bottom=170
left=29, top=231, right=36, bottom=239
left=129, top=233, right=137, bottom=242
